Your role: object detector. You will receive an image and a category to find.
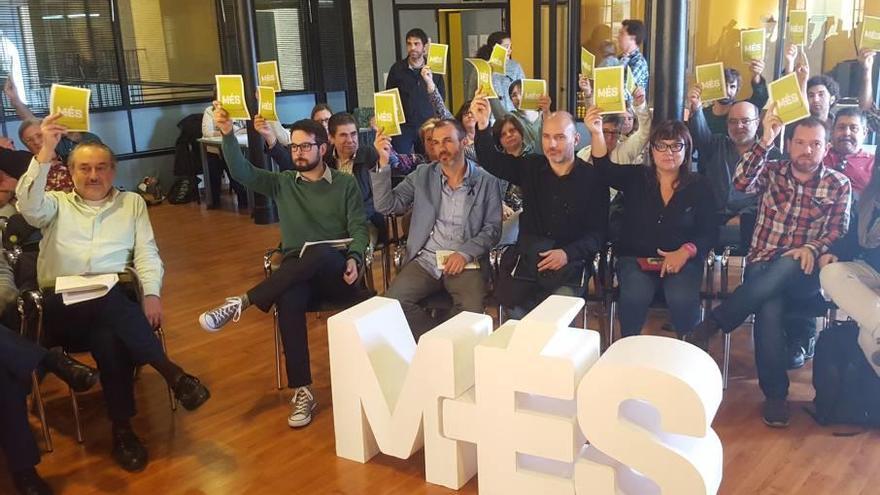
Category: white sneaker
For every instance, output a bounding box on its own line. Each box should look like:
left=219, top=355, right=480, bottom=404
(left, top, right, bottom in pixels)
left=199, top=297, right=243, bottom=332
left=288, top=386, right=317, bottom=428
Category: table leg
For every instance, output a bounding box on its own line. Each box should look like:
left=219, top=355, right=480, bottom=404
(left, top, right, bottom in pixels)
left=200, top=142, right=214, bottom=207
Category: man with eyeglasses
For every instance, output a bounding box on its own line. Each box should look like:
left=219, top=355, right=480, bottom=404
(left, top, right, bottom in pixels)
left=688, top=112, right=852, bottom=428
left=199, top=104, right=369, bottom=429
left=687, top=85, right=780, bottom=251
left=823, top=108, right=874, bottom=198
left=699, top=64, right=769, bottom=136
left=576, top=85, right=650, bottom=165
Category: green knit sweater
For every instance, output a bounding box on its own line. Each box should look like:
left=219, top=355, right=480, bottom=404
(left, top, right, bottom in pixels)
left=221, top=133, right=369, bottom=264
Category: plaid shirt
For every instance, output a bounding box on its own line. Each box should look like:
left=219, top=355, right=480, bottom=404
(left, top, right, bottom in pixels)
left=734, top=141, right=852, bottom=263
left=620, top=48, right=649, bottom=99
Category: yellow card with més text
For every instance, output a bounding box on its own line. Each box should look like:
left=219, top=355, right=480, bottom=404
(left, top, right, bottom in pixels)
left=861, top=16, right=880, bottom=51
left=789, top=10, right=808, bottom=46
left=374, top=93, right=401, bottom=137
left=378, top=88, right=405, bottom=124
left=427, top=43, right=449, bottom=74
left=696, top=62, right=727, bottom=102
left=257, top=61, right=282, bottom=92
left=466, top=58, right=498, bottom=98
left=768, top=72, right=810, bottom=125
left=488, top=44, right=508, bottom=74
left=216, top=75, right=251, bottom=120
left=519, top=79, right=547, bottom=111
left=580, top=47, right=595, bottom=79
left=49, top=84, right=91, bottom=132
left=740, top=28, right=765, bottom=62
left=258, top=86, right=278, bottom=121
left=594, top=66, right=626, bottom=115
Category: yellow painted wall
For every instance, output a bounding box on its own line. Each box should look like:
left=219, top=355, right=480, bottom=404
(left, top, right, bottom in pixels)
left=449, top=13, right=465, bottom=112
left=159, top=0, right=222, bottom=84
left=510, top=0, right=534, bottom=78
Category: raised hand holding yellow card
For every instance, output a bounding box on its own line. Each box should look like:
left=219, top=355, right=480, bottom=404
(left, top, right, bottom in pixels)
left=374, top=93, right=401, bottom=137
left=466, top=58, right=498, bottom=98
left=580, top=47, right=595, bottom=79
left=625, top=66, right=637, bottom=95
left=695, top=62, right=727, bottom=102
left=519, top=79, right=547, bottom=111
left=257, top=61, right=282, bottom=92
left=216, top=75, right=251, bottom=120
left=378, top=88, right=406, bottom=124
left=789, top=10, right=808, bottom=46
left=427, top=43, right=449, bottom=74
left=488, top=44, right=508, bottom=74
left=593, top=66, right=626, bottom=115
left=861, top=16, right=880, bottom=51
left=258, top=86, right=278, bottom=121
left=49, top=84, right=91, bottom=132
left=740, top=28, right=765, bottom=61
left=768, top=72, right=810, bottom=125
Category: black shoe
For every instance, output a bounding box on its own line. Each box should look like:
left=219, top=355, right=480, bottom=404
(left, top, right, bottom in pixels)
left=44, top=348, right=99, bottom=393
left=111, top=427, right=148, bottom=472
left=788, top=345, right=806, bottom=370
left=12, top=468, right=53, bottom=495
left=685, top=318, right=720, bottom=351
left=173, top=374, right=211, bottom=411
left=762, top=398, right=790, bottom=428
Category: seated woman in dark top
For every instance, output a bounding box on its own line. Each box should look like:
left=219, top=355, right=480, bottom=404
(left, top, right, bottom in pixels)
left=586, top=107, right=718, bottom=337
left=492, top=114, right=529, bottom=246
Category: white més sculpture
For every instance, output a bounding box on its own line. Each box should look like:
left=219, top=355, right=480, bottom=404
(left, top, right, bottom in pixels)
left=328, top=295, right=723, bottom=494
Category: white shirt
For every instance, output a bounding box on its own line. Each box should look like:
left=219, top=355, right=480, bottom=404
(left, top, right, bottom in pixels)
left=15, top=158, right=164, bottom=296
left=201, top=106, right=290, bottom=154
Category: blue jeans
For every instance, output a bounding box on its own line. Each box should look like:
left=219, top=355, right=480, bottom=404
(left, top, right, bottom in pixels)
left=710, top=256, right=820, bottom=399
left=616, top=257, right=704, bottom=337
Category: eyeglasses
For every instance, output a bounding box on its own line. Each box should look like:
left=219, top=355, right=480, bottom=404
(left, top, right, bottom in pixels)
left=651, top=142, right=686, bottom=153
left=727, top=118, right=758, bottom=127
left=602, top=130, right=620, bottom=136
left=290, top=142, right=319, bottom=153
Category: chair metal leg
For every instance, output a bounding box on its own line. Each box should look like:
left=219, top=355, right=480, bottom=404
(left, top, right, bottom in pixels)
left=156, top=327, right=177, bottom=411
left=606, top=300, right=616, bottom=349
left=273, top=308, right=283, bottom=390
left=722, top=332, right=731, bottom=390
left=380, top=248, right=389, bottom=292
left=69, top=387, right=84, bottom=443
left=31, top=371, right=53, bottom=452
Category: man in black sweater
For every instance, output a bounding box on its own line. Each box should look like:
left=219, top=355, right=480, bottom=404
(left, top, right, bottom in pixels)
left=385, top=28, right=446, bottom=154
left=471, top=97, right=608, bottom=316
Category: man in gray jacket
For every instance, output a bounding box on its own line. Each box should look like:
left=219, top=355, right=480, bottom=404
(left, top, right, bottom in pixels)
left=372, top=119, right=501, bottom=339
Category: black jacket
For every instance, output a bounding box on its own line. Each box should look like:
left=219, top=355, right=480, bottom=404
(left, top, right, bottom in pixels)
left=385, top=59, right=446, bottom=128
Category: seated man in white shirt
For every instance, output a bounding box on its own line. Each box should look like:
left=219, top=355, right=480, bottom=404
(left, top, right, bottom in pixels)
left=15, top=114, right=210, bottom=474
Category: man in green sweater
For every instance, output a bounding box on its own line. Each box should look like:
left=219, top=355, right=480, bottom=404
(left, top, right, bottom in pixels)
left=198, top=102, right=369, bottom=429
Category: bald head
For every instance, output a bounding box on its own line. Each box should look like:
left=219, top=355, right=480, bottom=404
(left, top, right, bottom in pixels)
left=727, top=101, right=760, bottom=145
left=541, top=111, right=580, bottom=166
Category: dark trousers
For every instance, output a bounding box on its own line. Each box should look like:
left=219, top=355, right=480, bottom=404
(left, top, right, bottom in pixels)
left=0, top=325, right=44, bottom=472
left=494, top=245, right=587, bottom=315
left=709, top=256, right=820, bottom=400
left=42, top=287, right=167, bottom=422
left=616, top=256, right=704, bottom=337
left=390, top=124, right=420, bottom=155
left=207, top=152, right=247, bottom=207
left=247, top=245, right=358, bottom=388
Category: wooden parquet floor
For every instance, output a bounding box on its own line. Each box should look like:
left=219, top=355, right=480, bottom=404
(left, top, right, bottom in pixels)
left=2, top=199, right=879, bottom=494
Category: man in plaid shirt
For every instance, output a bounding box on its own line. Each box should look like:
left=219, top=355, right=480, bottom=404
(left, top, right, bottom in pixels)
left=618, top=19, right=649, bottom=101
left=689, top=110, right=852, bottom=428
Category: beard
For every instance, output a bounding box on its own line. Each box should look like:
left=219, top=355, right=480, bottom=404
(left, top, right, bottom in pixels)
left=293, top=156, right=321, bottom=172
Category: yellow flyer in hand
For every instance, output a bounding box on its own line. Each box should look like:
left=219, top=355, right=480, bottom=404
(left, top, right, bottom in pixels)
left=860, top=16, right=880, bottom=51
left=625, top=65, right=637, bottom=95
left=580, top=47, right=595, bottom=79
left=740, top=28, right=765, bottom=62
left=519, top=79, right=547, bottom=111
left=696, top=62, right=727, bottom=102
left=378, top=88, right=406, bottom=124
left=216, top=75, right=251, bottom=120
left=768, top=72, right=810, bottom=125
left=257, top=61, right=282, bottom=92
left=789, top=10, right=808, bottom=46
left=374, top=93, right=401, bottom=137
left=488, top=44, right=508, bottom=74
left=49, top=84, right=91, bottom=132
left=593, top=66, right=626, bottom=115
left=427, top=43, right=449, bottom=74
left=466, top=58, right=498, bottom=98
left=258, top=86, right=278, bottom=121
